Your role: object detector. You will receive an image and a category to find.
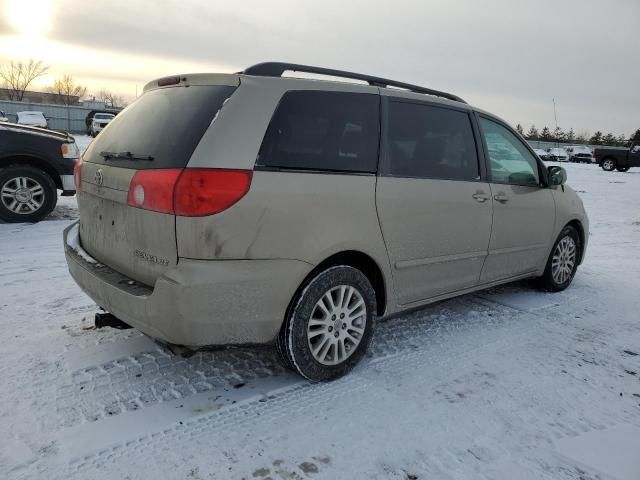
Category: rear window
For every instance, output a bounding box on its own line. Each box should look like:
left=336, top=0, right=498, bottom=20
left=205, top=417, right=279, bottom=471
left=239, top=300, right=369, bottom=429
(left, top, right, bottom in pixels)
left=257, top=91, right=380, bottom=173
left=84, top=85, right=236, bottom=169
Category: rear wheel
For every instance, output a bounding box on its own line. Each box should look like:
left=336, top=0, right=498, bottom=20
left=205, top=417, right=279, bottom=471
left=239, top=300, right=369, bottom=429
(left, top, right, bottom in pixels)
left=0, top=165, right=57, bottom=223
left=601, top=158, right=616, bottom=171
left=616, top=166, right=630, bottom=172
left=537, top=225, right=581, bottom=292
left=277, top=266, right=376, bottom=381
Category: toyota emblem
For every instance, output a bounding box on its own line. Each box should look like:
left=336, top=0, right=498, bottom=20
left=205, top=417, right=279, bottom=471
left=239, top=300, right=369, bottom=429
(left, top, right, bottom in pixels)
left=94, top=169, right=104, bottom=186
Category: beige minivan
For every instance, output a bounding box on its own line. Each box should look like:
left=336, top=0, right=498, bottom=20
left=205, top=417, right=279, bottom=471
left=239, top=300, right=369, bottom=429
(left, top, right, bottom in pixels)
left=64, top=63, right=589, bottom=381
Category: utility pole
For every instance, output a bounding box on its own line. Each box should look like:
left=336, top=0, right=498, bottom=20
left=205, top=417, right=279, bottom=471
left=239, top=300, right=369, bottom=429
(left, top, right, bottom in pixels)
left=553, top=98, right=559, bottom=147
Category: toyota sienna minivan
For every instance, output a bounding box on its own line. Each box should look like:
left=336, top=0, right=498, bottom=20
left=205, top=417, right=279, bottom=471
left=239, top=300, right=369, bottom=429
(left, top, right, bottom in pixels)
left=64, top=62, right=588, bottom=381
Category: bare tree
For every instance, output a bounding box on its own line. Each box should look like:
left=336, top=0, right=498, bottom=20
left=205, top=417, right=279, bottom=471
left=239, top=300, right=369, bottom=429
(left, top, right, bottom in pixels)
left=0, top=59, right=49, bottom=101
left=98, top=89, right=125, bottom=109
left=47, top=75, right=87, bottom=105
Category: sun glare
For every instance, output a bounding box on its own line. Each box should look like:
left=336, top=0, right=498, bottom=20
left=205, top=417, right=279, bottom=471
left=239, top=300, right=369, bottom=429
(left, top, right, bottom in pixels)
left=5, top=0, right=52, bottom=37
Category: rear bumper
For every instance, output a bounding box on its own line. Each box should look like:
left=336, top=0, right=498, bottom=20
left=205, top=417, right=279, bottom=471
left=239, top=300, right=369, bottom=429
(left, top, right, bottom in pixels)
left=63, top=222, right=312, bottom=347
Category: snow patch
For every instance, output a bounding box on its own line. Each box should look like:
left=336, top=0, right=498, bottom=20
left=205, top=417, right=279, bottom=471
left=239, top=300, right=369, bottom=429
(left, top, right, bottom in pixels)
left=66, top=222, right=96, bottom=263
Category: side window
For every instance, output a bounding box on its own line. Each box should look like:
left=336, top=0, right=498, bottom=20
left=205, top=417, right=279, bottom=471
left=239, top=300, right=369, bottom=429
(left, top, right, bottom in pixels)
left=387, top=101, right=479, bottom=181
left=257, top=91, right=379, bottom=173
left=479, top=117, right=540, bottom=187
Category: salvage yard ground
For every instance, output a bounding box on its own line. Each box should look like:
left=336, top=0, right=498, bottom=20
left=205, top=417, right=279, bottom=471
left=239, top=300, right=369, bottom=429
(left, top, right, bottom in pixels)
left=1, top=158, right=639, bottom=479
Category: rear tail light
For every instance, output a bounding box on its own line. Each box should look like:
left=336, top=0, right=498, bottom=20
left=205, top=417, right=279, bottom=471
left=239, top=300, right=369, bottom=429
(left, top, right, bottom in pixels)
left=174, top=169, right=252, bottom=216
left=126, top=168, right=252, bottom=216
left=127, top=169, right=182, bottom=214
left=73, top=158, right=83, bottom=191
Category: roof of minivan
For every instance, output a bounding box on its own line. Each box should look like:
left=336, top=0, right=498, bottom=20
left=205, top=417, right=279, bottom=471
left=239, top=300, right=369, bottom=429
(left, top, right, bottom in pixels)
left=143, top=71, right=473, bottom=111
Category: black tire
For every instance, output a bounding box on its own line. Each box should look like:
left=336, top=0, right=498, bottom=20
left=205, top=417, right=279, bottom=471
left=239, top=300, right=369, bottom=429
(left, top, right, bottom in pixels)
left=0, top=165, right=57, bottom=223
left=537, top=225, right=581, bottom=292
left=601, top=158, right=616, bottom=171
left=616, top=166, right=630, bottom=172
left=277, top=265, right=376, bottom=382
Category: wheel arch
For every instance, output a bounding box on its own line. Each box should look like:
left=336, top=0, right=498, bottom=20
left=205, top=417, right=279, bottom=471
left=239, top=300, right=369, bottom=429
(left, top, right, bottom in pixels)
left=289, top=250, right=388, bottom=318
left=0, top=155, right=62, bottom=189
left=566, top=219, right=586, bottom=264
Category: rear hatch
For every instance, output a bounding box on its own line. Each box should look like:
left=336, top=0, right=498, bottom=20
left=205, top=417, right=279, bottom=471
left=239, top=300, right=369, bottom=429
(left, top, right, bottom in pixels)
left=77, top=79, right=238, bottom=286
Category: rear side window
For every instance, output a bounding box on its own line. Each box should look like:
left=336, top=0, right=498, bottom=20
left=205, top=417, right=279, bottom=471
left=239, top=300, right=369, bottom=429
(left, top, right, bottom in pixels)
left=257, top=91, right=380, bottom=173
left=386, top=102, right=479, bottom=181
left=85, top=85, right=236, bottom=169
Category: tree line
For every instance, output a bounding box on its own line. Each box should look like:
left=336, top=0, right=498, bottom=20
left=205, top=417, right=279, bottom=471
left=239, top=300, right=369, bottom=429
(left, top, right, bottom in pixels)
left=0, top=58, right=125, bottom=109
left=516, top=123, right=639, bottom=147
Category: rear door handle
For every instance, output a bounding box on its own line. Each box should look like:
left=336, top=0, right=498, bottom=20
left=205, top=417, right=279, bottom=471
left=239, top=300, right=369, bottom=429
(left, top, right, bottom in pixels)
left=493, top=193, right=509, bottom=203
left=472, top=192, right=490, bottom=203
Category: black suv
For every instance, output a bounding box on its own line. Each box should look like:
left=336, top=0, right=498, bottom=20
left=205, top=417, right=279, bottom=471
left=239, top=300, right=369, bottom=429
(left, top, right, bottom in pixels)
left=0, top=121, right=80, bottom=222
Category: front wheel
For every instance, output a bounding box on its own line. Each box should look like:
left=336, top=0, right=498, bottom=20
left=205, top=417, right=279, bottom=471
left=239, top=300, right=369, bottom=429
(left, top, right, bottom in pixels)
left=537, top=226, right=581, bottom=292
left=0, top=165, right=57, bottom=223
left=616, top=166, right=630, bottom=172
left=277, top=266, right=376, bottom=381
left=601, top=158, right=616, bottom=171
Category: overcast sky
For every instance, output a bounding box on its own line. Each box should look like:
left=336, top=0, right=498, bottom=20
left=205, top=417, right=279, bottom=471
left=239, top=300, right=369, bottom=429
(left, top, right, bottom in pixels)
left=1, top=0, right=638, bottom=135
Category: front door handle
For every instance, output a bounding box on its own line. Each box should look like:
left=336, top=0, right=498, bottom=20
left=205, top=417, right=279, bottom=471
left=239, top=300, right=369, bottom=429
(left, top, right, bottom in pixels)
left=493, top=193, right=509, bottom=203
left=472, top=192, right=490, bottom=203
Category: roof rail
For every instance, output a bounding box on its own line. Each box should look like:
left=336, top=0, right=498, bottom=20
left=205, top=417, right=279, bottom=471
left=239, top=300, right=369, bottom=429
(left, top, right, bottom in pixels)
left=241, top=62, right=466, bottom=104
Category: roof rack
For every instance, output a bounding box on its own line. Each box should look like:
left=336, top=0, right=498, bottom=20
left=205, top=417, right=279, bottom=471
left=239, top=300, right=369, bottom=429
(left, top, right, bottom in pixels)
left=241, top=62, right=466, bottom=104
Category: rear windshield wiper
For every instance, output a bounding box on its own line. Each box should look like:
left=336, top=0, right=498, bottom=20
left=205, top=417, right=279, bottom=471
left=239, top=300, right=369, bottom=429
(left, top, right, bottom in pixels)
left=100, top=151, right=155, bottom=161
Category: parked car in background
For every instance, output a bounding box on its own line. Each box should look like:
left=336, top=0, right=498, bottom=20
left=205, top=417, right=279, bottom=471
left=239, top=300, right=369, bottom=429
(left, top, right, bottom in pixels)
left=533, top=148, right=549, bottom=160
left=89, top=113, right=115, bottom=137
left=546, top=147, right=568, bottom=162
left=16, top=111, right=48, bottom=128
left=567, top=145, right=595, bottom=163
left=0, top=121, right=79, bottom=222
left=0, top=111, right=8, bottom=122
left=64, top=62, right=589, bottom=381
left=594, top=143, right=640, bottom=172
left=85, top=110, right=118, bottom=136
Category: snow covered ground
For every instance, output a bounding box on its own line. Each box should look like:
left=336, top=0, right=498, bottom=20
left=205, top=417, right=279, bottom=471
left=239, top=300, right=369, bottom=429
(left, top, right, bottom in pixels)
left=1, top=162, right=639, bottom=480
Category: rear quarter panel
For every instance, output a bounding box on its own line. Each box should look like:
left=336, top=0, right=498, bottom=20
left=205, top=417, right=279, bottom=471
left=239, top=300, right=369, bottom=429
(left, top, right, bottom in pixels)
left=176, top=171, right=394, bottom=312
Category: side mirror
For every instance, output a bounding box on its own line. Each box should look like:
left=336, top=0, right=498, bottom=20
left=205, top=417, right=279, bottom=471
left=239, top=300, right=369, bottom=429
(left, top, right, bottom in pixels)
left=548, top=166, right=567, bottom=186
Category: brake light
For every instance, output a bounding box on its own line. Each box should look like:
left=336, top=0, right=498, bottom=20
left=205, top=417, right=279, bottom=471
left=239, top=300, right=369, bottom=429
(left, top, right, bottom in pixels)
left=73, top=158, right=83, bottom=191
left=157, top=76, right=181, bottom=87
left=127, top=169, right=182, bottom=214
left=126, top=168, right=252, bottom=216
left=175, top=169, right=252, bottom=216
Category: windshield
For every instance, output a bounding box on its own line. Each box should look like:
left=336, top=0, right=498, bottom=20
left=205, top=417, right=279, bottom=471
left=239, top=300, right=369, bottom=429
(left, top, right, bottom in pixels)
left=84, top=85, right=236, bottom=169
left=94, top=114, right=114, bottom=120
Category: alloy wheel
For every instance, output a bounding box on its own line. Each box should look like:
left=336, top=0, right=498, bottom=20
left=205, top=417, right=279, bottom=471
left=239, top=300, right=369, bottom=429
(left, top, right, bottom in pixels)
left=306, top=285, right=367, bottom=366
left=551, top=236, right=577, bottom=285
left=1, top=176, right=46, bottom=214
